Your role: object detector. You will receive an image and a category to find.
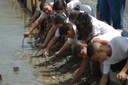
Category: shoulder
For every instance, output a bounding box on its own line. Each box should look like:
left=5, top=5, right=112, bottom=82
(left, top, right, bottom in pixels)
left=111, top=36, right=128, bottom=42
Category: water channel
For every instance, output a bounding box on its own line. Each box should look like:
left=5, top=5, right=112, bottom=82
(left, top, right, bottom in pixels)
left=0, top=0, right=43, bottom=85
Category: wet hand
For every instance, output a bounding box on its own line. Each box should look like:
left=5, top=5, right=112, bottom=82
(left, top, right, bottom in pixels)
left=44, top=49, right=49, bottom=57
left=24, top=31, right=30, bottom=37
left=117, top=71, right=128, bottom=80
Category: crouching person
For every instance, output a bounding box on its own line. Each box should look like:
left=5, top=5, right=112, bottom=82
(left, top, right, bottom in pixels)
left=87, top=36, right=128, bottom=85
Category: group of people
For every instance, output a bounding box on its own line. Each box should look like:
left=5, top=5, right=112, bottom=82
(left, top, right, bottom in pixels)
left=23, top=0, right=128, bottom=85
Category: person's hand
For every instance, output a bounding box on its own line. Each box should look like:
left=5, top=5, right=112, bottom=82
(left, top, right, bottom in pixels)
left=54, top=51, right=60, bottom=57
left=24, top=31, right=30, bottom=37
left=44, top=49, right=49, bottom=57
left=117, top=71, right=128, bottom=80
left=39, top=43, right=46, bottom=49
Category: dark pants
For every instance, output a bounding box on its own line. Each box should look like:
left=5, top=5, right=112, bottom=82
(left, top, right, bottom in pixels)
left=99, top=0, right=125, bottom=29
left=121, top=30, right=128, bottom=37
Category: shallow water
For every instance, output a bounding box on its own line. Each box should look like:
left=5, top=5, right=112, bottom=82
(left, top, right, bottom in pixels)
left=0, top=0, right=43, bottom=85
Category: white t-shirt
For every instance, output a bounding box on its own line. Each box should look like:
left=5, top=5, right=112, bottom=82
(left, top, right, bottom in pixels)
left=91, top=16, right=121, bottom=42
left=67, top=0, right=92, bottom=15
left=103, top=36, right=128, bottom=74
left=80, top=4, right=92, bottom=15
left=39, top=12, right=48, bottom=19
left=55, top=22, right=78, bottom=44
left=67, top=22, right=78, bottom=43
left=67, top=0, right=81, bottom=12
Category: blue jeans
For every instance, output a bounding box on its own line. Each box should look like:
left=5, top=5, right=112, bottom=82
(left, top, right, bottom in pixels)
left=121, top=30, right=128, bottom=37
left=96, top=0, right=100, bottom=12
left=99, top=0, right=125, bottom=29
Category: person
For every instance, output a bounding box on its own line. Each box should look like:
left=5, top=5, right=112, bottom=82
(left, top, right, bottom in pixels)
left=44, top=22, right=78, bottom=57
left=43, top=11, right=81, bottom=57
left=24, top=0, right=67, bottom=39
left=39, top=0, right=93, bottom=49
left=69, top=41, right=90, bottom=85
left=75, top=12, right=121, bottom=44
left=87, top=36, right=128, bottom=85
left=24, top=2, right=53, bottom=42
left=39, top=0, right=68, bottom=49
left=69, top=11, right=123, bottom=85
left=43, top=14, right=67, bottom=52
left=99, top=0, right=126, bottom=29
left=25, top=0, right=46, bottom=27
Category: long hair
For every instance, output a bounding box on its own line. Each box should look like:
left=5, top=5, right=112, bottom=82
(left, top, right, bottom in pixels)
left=75, top=12, right=93, bottom=41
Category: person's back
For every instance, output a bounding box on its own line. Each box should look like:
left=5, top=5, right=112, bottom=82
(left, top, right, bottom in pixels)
left=104, top=36, right=128, bottom=64
left=90, top=15, right=121, bottom=42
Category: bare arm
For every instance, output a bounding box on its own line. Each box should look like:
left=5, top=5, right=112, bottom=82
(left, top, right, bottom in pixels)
left=29, top=18, right=43, bottom=33
left=55, top=42, right=70, bottom=56
left=99, top=74, right=108, bottom=85
left=31, top=10, right=40, bottom=21
left=70, top=58, right=88, bottom=85
left=46, top=36, right=58, bottom=52
left=44, top=36, right=58, bottom=57
left=93, top=38, right=109, bottom=44
left=42, top=24, right=58, bottom=46
left=121, top=60, right=128, bottom=73
left=24, top=17, right=43, bottom=37
left=117, top=60, right=128, bottom=80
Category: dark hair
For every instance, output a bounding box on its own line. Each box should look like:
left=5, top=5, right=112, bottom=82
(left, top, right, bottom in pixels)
left=87, top=42, right=95, bottom=58
left=40, top=2, right=50, bottom=10
left=40, top=2, right=45, bottom=10
left=87, top=42, right=101, bottom=58
left=75, top=12, right=93, bottom=41
left=72, top=41, right=83, bottom=56
left=64, top=0, right=70, bottom=3
left=53, top=14, right=66, bottom=24
left=59, top=23, right=72, bottom=36
left=69, top=10, right=80, bottom=21
left=53, top=0, right=67, bottom=11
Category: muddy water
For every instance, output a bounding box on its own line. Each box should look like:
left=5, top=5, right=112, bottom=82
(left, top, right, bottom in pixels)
left=0, top=0, right=43, bottom=85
